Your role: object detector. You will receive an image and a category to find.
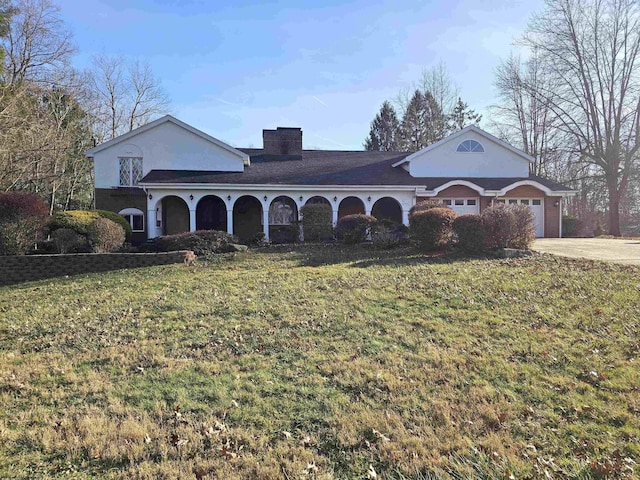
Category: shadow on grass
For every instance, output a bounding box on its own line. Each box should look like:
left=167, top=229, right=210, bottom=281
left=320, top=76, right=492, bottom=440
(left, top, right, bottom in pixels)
left=258, top=243, right=490, bottom=268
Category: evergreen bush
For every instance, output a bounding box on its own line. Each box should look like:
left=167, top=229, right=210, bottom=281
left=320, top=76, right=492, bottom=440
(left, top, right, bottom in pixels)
left=300, top=203, right=333, bottom=241
left=335, top=214, right=376, bottom=244
left=155, top=230, right=238, bottom=255
left=453, top=214, right=485, bottom=253
left=87, top=218, right=126, bottom=253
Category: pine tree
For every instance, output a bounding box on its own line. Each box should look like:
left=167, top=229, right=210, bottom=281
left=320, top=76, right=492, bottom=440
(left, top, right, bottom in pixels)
left=399, top=89, right=445, bottom=151
left=364, top=101, right=400, bottom=151
left=447, top=97, right=482, bottom=133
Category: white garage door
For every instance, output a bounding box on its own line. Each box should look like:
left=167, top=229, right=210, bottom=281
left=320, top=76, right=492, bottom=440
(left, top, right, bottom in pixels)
left=501, top=198, right=544, bottom=237
left=441, top=198, right=480, bottom=216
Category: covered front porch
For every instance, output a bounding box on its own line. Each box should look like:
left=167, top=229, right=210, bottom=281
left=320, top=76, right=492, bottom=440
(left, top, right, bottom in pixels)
left=143, top=186, right=416, bottom=242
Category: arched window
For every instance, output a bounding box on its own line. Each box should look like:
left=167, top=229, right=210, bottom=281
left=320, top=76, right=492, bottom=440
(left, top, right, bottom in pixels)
left=456, top=139, right=484, bottom=153
left=119, top=208, right=144, bottom=232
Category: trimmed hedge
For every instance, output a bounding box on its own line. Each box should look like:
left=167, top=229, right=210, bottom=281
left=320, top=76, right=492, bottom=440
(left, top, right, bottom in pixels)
left=88, top=218, right=126, bottom=253
left=155, top=230, right=238, bottom=256
left=453, top=214, right=485, bottom=253
left=300, top=203, right=333, bottom=241
left=335, top=214, right=376, bottom=244
left=0, top=192, right=49, bottom=255
left=48, top=210, right=132, bottom=241
left=409, top=207, right=457, bottom=251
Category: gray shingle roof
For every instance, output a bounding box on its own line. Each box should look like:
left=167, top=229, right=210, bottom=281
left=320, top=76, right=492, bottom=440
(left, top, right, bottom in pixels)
left=139, top=148, right=572, bottom=191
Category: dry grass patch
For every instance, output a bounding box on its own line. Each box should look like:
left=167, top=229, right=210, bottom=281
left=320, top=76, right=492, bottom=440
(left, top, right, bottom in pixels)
left=0, top=244, right=638, bottom=479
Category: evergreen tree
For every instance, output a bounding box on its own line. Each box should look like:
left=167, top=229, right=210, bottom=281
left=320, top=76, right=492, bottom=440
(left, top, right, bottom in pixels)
left=447, top=97, right=482, bottom=133
left=364, top=101, right=400, bottom=151
left=399, top=89, right=445, bottom=151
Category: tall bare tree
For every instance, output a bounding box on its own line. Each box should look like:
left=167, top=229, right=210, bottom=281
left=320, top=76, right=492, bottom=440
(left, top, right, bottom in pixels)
left=1, top=0, right=75, bottom=85
left=90, top=54, right=170, bottom=141
left=519, top=0, right=640, bottom=236
left=492, top=53, right=566, bottom=177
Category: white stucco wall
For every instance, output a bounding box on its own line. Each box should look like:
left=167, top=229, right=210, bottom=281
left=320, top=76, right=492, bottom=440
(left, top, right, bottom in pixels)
left=408, top=130, right=531, bottom=178
left=93, top=121, right=245, bottom=188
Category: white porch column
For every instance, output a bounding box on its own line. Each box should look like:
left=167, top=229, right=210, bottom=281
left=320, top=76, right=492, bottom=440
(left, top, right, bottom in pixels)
left=365, top=207, right=372, bottom=216
left=227, top=209, right=233, bottom=235
left=402, top=209, right=410, bottom=226
left=332, top=209, right=339, bottom=227
left=262, top=209, right=270, bottom=241
left=147, top=208, right=156, bottom=239
left=189, top=209, right=196, bottom=232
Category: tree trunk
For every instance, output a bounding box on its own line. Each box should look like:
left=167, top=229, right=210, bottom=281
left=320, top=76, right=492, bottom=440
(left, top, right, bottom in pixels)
left=607, top=180, right=622, bottom=236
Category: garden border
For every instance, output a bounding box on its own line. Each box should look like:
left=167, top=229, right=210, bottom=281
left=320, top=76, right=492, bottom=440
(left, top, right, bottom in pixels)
left=0, top=251, right=194, bottom=286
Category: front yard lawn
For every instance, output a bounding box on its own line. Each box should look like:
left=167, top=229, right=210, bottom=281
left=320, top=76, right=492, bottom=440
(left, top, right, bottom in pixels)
left=0, top=245, right=638, bottom=479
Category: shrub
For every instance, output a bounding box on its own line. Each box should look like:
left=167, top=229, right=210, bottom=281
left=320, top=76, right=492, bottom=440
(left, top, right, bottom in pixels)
left=335, top=214, right=376, bottom=244
left=270, top=223, right=300, bottom=244
left=481, top=205, right=515, bottom=250
left=51, top=228, right=83, bottom=254
left=453, top=214, right=485, bottom=253
left=87, top=218, right=125, bottom=253
left=0, top=192, right=49, bottom=255
left=370, top=219, right=408, bottom=249
left=409, top=199, right=443, bottom=216
left=508, top=204, right=536, bottom=249
left=95, top=210, right=133, bottom=241
left=409, top=207, right=457, bottom=251
left=155, top=230, right=238, bottom=255
left=48, top=210, right=132, bottom=241
left=300, top=203, right=333, bottom=241
left=562, top=215, right=582, bottom=237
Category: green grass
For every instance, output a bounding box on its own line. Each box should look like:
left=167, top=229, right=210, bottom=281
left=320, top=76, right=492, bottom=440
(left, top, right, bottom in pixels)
left=0, top=244, right=638, bottom=479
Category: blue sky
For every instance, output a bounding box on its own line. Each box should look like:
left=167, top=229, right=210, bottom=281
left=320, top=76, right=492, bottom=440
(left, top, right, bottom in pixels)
left=57, top=0, right=541, bottom=150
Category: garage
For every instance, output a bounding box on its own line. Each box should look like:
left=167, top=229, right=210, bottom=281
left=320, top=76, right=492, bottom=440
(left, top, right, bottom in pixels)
left=441, top=198, right=480, bottom=216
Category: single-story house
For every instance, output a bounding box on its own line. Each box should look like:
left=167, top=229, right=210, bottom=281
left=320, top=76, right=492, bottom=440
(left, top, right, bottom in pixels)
left=87, top=115, right=576, bottom=243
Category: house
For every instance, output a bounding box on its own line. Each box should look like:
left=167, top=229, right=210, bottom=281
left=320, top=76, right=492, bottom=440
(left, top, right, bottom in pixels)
left=86, top=115, right=575, bottom=244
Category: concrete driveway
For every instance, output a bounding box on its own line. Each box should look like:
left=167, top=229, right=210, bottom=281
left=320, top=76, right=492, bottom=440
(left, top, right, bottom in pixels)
left=532, top=238, right=640, bottom=266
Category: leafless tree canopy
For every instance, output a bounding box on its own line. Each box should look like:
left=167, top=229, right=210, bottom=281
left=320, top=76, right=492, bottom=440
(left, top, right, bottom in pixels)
left=0, top=0, right=170, bottom=211
left=90, top=54, right=170, bottom=141
left=1, top=0, right=75, bottom=85
left=494, top=0, right=640, bottom=235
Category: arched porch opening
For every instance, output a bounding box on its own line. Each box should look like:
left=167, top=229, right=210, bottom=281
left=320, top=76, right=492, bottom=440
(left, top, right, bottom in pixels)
left=196, top=195, right=227, bottom=231
left=233, top=195, right=263, bottom=242
left=338, top=196, right=365, bottom=219
left=305, top=195, right=331, bottom=206
left=269, top=196, right=298, bottom=243
left=161, top=196, right=189, bottom=235
left=372, top=197, right=403, bottom=224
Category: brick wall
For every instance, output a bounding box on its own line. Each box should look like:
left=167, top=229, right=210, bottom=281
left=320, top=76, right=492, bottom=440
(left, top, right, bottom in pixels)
left=0, top=251, right=194, bottom=287
left=95, top=187, right=148, bottom=244
left=262, top=127, right=303, bottom=156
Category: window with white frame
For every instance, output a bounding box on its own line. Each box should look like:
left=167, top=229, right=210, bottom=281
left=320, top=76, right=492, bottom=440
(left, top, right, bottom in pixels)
left=119, top=157, right=143, bottom=186
left=119, top=208, right=144, bottom=232
left=456, top=139, right=484, bottom=153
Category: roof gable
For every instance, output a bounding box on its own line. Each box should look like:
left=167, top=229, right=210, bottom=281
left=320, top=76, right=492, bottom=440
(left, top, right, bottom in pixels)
left=86, top=115, right=249, bottom=165
left=392, top=126, right=535, bottom=167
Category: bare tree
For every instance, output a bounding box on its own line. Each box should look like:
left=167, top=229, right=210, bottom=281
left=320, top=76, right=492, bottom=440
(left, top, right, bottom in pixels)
left=89, top=54, right=170, bottom=141
left=420, top=61, right=460, bottom=121
left=1, top=0, right=75, bottom=85
left=492, top=53, right=566, bottom=177
left=519, top=0, right=640, bottom=236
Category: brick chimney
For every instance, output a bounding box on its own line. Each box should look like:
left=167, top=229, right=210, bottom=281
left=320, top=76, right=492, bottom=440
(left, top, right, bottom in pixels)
left=262, top=127, right=303, bottom=156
